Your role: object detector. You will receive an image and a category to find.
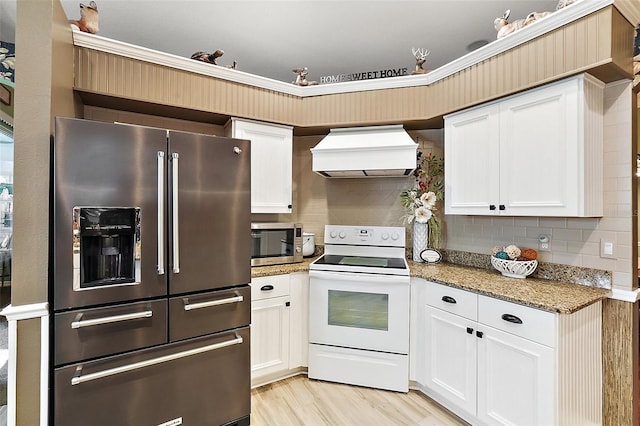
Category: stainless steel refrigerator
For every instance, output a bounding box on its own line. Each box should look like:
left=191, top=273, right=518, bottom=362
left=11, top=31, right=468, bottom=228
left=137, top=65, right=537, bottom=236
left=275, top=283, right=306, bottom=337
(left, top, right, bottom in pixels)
left=51, top=117, right=251, bottom=426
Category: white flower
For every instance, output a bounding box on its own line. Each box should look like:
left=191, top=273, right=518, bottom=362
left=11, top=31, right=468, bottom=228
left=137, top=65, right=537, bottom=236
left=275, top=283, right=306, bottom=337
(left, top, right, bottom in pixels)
left=420, top=191, right=437, bottom=209
left=414, top=206, right=433, bottom=223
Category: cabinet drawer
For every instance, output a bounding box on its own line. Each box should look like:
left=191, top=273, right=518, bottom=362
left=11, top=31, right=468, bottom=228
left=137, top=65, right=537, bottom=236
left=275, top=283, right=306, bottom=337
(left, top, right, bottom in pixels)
left=54, top=299, right=168, bottom=366
left=425, top=281, right=478, bottom=321
left=169, top=285, right=250, bottom=341
left=478, top=295, right=556, bottom=347
left=251, top=275, right=290, bottom=300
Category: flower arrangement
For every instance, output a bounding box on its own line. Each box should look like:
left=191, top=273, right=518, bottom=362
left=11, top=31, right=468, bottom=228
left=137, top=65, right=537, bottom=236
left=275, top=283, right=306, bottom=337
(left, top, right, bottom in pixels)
left=400, top=151, right=444, bottom=248
left=0, top=45, right=15, bottom=82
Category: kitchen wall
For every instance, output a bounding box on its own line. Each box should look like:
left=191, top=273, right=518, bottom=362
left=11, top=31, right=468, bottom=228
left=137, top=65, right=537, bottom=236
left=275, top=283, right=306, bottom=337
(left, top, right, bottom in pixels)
left=289, top=83, right=636, bottom=291
left=86, top=81, right=636, bottom=291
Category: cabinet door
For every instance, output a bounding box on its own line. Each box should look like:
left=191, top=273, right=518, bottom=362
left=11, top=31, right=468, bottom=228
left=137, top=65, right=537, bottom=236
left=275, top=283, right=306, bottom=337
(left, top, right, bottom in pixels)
left=250, top=295, right=290, bottom=380
left=499, top=81, right=579, bottom=216
left=444, top=104, right=500, bottom=215
left=229, top=118, right=293, bottom=213
left=423, top=306, right=477, bottom=418
left=477, top=326, right=554, bottom=426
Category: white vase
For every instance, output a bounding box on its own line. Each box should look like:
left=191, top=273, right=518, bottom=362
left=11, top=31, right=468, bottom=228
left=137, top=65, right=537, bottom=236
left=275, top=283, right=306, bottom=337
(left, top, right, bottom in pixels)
left=413, top=221, right=429, bottom=261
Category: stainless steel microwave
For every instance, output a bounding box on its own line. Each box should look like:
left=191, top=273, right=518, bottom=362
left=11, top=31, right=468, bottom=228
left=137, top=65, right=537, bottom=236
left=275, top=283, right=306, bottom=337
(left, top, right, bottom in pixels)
left=251, top=222, right=303, bottom=266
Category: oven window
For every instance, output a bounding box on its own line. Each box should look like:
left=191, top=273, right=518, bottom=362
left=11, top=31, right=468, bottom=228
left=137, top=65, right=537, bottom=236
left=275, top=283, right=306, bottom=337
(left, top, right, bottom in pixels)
left=327, top=290, right=388, bottom=331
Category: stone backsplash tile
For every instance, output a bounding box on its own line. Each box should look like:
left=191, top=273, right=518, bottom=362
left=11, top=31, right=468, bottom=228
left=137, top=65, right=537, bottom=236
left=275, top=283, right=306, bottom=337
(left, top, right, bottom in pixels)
left=439, top=249, right=611, bottom=289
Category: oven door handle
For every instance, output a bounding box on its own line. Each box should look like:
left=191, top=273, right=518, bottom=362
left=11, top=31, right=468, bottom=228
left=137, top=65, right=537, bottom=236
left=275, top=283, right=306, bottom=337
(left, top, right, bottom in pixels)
left=182, top=295, right=244, bottom=311
left=71, top=310, right=153, bottom=329
left=157, top=150, right=165, bottom=275
left=309, top=270, right=409, bottom=284
left=71, top=333, right=243, bottom=385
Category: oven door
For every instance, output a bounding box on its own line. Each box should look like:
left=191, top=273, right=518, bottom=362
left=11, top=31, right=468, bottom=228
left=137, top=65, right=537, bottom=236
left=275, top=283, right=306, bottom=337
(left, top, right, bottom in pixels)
left=308, top=270, right=409, bottom=354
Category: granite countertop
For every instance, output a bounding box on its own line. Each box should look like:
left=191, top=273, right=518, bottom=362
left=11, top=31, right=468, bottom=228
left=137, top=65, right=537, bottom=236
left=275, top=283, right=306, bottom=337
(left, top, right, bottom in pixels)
left=251, top=257, right=318, bottom=278
left=408, top=260, right=610, bottom=314
left=251, top=257, right=611, bottom=315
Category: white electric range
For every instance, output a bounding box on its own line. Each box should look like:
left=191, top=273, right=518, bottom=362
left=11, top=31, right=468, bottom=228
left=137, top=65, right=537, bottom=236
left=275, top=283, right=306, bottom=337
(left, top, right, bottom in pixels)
left=308, top=225, right=410, bottom=392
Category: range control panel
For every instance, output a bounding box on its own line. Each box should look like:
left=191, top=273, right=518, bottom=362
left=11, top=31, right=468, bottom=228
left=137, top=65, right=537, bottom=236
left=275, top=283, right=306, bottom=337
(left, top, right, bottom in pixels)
left=324, top=225, right=405, bottom=247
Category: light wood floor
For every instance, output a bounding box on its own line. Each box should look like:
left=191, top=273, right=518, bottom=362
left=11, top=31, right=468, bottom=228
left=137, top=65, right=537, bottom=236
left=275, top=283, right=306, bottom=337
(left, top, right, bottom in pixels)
left=251, top=375, right=468, bottom=426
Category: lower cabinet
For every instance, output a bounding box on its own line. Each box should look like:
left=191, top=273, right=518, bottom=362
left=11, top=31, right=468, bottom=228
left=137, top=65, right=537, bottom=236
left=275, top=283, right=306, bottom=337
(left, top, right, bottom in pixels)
left=414, top=279, right=602, bottom=426
left=250, top=272, right=309, bottom=387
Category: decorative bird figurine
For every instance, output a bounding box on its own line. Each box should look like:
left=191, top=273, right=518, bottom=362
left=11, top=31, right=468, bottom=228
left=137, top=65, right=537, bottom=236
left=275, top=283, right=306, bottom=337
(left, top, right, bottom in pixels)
left=69, top=1, right=99, bottom=34
left=191, top=50, right=225, bottom=65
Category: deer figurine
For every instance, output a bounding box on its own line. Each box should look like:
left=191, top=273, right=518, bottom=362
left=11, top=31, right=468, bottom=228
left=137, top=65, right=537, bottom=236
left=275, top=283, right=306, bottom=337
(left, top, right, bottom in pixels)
left=523, top=11, right=551, bottom=27
left=69, top=1, right=99, bottom=34
left=292, top=68, right=318, bottom=86
left=411, top=48, right=430, bottom=75
left=494, top=9, right=527, bottom=38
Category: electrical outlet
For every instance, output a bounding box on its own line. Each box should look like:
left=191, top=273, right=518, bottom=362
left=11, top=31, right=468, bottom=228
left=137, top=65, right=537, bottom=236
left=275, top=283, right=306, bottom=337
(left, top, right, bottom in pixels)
left=538, top=234, right=551, bottom=252
left=600, top=239, right=616, bottom=259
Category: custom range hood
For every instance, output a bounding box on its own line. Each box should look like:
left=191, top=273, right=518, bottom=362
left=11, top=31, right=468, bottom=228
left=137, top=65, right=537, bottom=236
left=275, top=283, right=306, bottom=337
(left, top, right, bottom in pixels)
left=311, top=125, right=418, bottom=178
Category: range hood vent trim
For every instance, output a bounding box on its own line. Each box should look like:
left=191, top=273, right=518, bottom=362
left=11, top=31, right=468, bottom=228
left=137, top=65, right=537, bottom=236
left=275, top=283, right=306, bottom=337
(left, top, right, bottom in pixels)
left=310, top=125, right=418, bottom=178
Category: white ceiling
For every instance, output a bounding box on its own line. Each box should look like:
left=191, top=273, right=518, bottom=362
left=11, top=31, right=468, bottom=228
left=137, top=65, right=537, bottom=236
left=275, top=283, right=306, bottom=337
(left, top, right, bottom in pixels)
left=3, top=0, right=561, bottom=84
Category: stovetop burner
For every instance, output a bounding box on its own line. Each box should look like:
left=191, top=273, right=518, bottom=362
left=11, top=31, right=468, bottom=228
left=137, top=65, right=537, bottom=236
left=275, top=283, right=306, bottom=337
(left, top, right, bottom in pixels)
left=309, top=225, right=409, bottom=276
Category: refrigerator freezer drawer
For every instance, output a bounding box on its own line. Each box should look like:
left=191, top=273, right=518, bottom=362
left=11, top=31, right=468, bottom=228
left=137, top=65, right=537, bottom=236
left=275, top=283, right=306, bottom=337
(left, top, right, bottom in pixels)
left=53, top=327, right=251, bottom=426
left=169, top=285, right=250, bottom=342
left=54, top=299, right=168, bottom=366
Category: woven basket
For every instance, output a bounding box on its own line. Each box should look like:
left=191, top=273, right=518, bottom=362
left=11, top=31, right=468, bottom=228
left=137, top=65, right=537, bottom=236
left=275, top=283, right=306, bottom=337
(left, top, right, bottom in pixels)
left=491, top=257, right=538, bottom=279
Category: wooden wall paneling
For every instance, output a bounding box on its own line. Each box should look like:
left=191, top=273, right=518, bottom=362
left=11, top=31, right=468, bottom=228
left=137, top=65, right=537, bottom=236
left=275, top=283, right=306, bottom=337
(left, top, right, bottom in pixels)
left=602, top=298, right=639, bottom=426
left=574, top=14, right=587, bottom=69
left=553, top=30, right=566, bottom=78
left=611, top=9, right=634, bottom=74
left=72, top=8, right=623, bottom=131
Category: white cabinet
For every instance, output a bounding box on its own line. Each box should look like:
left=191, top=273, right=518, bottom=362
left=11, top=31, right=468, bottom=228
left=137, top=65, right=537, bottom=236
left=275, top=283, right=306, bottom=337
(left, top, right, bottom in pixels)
left=477, top=322, right=554, bottom=426
left=444, top=73, right=604, bottom=217
left=414, top=279, right=602, bottom=425
left=250, top=272, right=309, bottom=387
left=250, top=275, right=291, bottom=382
left=424, top=306, right=477, bottom=417
left=226, top=118, right=293, bottom=213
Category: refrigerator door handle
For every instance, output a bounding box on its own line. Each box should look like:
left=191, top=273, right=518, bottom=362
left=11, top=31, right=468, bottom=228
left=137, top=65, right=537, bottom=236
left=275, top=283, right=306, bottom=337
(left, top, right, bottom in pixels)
left=71, top=310, right=153, bottom=329
left=157, top=151, right=165, bottom=275
left=71, top=333, right=244, bottom=385
left=183, top=295, right=244, bottom=311
left=172, top=152, right=180, bottom=273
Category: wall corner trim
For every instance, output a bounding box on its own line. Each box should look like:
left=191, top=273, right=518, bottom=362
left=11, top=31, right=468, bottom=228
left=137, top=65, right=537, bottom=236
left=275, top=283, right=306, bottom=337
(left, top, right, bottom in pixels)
left=0, top=302, right=48, bottom=321
left=608, top=288, right=640, bottom=302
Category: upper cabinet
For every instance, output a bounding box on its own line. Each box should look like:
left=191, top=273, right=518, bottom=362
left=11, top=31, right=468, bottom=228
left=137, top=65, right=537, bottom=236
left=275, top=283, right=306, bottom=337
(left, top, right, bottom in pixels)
left=226, top=118, right=293, bottom=213
left=444, top=74, right=604, bottom=217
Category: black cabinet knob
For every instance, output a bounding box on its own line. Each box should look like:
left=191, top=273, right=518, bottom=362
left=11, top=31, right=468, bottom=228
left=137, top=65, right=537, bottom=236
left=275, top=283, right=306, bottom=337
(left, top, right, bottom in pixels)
left=499, top=204, right=506, bottom=210
left=476, top=331, right=484, bottom=338
left=466, top=327, right=474, bottom=334
left=260, top=285, right=274, bottom=291
left=489, top=205, right=496, bottom=211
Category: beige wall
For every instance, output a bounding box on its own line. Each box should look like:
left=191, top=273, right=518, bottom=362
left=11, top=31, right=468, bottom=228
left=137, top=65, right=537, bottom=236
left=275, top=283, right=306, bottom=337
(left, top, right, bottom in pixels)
left=285, top=84, right=636, bottom=291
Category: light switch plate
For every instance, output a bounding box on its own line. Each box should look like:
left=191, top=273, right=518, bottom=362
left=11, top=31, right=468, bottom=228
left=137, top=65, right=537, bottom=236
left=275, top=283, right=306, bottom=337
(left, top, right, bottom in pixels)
left=600, top=239, right=616, bottom=259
